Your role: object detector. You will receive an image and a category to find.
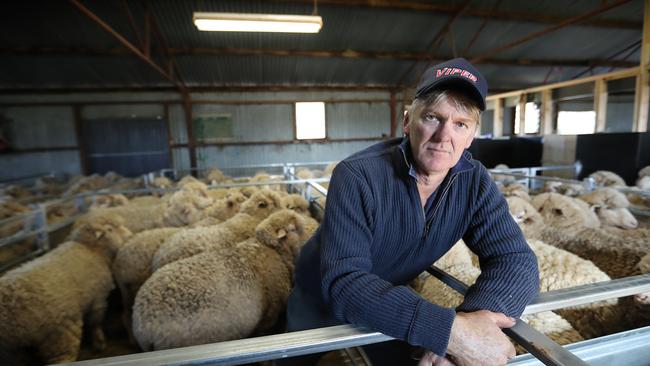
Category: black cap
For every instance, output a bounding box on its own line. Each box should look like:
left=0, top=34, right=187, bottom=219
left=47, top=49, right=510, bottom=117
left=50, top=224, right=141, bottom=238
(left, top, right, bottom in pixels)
left=415, top=57, right=488, bottom=111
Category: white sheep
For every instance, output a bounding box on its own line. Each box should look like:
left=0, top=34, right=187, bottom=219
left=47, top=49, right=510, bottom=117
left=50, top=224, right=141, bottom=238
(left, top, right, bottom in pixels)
left=499, top=182, right=531, bottom=201
left=417, top=241, right=584, bottom=352
left=531, top=193, right=601, bottom=231
left=192, top=191, right=248, bottom=227
left=77, top=202, right=165, bottom=234
left=132, top=209, right=304, bottom=350
left=588, top=170, right=626, bottom=187
left=205, top=167, right=229, bottom=184
left=112, top=227, right=183, bottom=344
left=152, top=189, right=284, bottom=270
left=161, top=187, right=214, bottom=227
left=638, top=166, right=650, bottom=178
left=542, top=181, right=587, bottom=197
left=0, top=214, right=132, bottom=364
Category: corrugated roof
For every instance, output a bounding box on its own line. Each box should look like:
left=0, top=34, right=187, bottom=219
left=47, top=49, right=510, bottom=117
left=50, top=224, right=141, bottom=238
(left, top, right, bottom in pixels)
left=0, top=0, right=644, bottom=92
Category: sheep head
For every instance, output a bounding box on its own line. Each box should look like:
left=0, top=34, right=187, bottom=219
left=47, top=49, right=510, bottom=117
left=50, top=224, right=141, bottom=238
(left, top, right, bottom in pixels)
left=595, top=206, right=638, bottom=229
left=69, top=213, right=133, bottom=258
left=531, top=193, right=600, bottom=230
left=240, top=189, right=284, bottom=219
left=588, top=170, right=626, bottom=187
left=205, top=192, right=247, bottom=221
left=255, top=209, right=306, bottom=259
left=162, top=189, right=214, bottom=227
left=579, top=187, right=629, bottom=209
left=282, top=194, right=310, bottom=215
left=506, top=196, right=545, bottom=237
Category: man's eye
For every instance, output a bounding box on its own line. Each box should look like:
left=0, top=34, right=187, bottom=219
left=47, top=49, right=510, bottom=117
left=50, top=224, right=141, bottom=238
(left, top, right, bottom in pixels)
left=424, top=114, right=437, bottom=122
left=456, top=122, right=468, bottom=129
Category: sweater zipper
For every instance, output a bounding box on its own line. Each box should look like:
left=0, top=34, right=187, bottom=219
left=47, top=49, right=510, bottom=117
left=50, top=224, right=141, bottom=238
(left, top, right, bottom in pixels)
left=424, top=174, right=458, bottom=236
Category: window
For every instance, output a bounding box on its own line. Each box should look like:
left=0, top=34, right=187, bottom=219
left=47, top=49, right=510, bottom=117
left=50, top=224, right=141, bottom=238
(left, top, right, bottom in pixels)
left=193, top=113, right=233, bottom=142
left=557, top=111, right=596, bottom=135
left=295, top=102, right=326, bottom=139
left=514, top=102, right=540, bottom=134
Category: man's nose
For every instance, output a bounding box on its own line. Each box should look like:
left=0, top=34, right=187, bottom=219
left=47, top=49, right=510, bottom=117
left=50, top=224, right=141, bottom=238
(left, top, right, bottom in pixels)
left=431, top=121, right=452, bottom=141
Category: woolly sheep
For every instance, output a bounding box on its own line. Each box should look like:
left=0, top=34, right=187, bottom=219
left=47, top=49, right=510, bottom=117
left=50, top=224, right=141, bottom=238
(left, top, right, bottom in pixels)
left=0, top=214, right=132, bottom=364
left=132, top=209, right=303, bottom=350
left=205, top=167, right=229, bottom=184
left=1, top=184, right=33, bottom=200
left=161, top=187, right=214, bottom=227
left=579, top=187, right=630, bottom=209
left=500, top=182, right=531, bottom=201
left=531, top=193, right=600, bottom=231
left=639, top=166, right=650, bottom=178
left=589, top=170, right=626, bottom=187
left=89, top=194, right=130, bottom=209
left=634, top=253, right=650, bottom=305
left=417, top=241, right=584, bottom=352
left=77, top=202, right=165, bottom=234
left=637, top=176, right=650, bottom=191
left=112, top=227, right=183, bottom=343
left=542, top=181, right=587, bottom=197
left=491, top=163, right=516, bottom=184
left=152, top=189, right=284, bottom=270
left=281, top=194, right=319, bottom=243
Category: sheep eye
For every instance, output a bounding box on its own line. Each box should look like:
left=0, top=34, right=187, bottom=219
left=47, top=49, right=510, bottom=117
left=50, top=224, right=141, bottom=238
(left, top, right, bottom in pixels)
left=552, top=208, right=563, bottom=216
left=259, top=201, right=268, bottom=208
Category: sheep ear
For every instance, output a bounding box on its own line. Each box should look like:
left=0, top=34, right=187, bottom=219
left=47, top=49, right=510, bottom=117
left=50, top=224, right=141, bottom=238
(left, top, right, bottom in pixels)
left=227, top=201, right=234, bottom=208
left=95, top=230, right=104, bottom=239
left=591, top=204, right=602, bottom=213
left=276, top=229, right=287, bottom=239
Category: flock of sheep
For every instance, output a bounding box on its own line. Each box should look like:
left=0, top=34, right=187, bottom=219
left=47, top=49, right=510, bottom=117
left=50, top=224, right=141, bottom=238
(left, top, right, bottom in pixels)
left=414, top=166, right=650, bottom=355
left=0, top=162, right=649, bottom=365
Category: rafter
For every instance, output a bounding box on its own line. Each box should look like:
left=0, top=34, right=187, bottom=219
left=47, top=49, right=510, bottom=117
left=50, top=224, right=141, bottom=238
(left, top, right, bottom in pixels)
left=277, top=0, right=641, bottom=29
left=1, top=46, right=637, bottom=69
left=470, top=0, right=633, bottom=63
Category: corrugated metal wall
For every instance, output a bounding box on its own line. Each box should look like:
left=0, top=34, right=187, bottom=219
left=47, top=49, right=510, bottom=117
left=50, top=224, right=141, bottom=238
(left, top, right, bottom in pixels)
left=0, top=90, right=402, bottom=179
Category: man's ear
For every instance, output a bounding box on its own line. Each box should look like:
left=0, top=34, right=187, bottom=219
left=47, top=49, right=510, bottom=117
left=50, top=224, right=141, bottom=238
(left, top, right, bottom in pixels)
left=403, top=111, right=411, bottom=135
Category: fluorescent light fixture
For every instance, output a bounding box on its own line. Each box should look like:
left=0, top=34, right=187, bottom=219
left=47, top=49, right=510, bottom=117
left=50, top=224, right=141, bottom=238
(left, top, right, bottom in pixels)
left=193, top=12, right=323, bottom=33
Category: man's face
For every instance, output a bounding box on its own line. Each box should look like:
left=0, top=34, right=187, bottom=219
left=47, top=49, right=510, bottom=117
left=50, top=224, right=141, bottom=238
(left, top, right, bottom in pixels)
left=404, top=98, right=477, bottom=176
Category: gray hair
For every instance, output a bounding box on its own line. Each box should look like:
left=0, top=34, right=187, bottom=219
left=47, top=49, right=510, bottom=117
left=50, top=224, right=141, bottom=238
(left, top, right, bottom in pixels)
left=407, top=89, right=481, bottom=126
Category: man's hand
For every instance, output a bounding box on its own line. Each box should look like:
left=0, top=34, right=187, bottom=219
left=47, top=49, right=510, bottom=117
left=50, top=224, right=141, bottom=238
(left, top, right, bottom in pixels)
left=445, top=310, right=516, bottom=366
left=417, top=351, right=455, bottom=366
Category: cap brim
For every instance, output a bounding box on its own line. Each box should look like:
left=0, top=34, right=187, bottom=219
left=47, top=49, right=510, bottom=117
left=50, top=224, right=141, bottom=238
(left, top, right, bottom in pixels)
left=416, top=78, right=485, bottom=111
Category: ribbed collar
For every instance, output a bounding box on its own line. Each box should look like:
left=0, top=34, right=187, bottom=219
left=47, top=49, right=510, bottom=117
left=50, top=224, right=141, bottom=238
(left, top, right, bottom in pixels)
left=397, top=137, right=475, bottom=180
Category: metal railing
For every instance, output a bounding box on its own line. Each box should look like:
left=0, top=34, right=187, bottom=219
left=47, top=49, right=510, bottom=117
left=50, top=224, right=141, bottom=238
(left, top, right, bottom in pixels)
left=61, top=273, right=650, bottom=366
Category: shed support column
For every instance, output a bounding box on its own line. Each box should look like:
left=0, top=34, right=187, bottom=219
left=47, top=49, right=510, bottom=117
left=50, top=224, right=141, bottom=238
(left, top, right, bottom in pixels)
left=540, top=89, right=554, bottom=135
left=493, top=99, right=504, bottom=137
left=634, top=0, right=650, bottom=132
left=516, top=94, right=526, bottom=135
left=594, top=79, right=608, bottom=132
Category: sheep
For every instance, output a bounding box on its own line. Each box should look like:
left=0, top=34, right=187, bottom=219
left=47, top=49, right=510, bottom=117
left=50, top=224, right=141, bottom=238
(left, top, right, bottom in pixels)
left=579, top=187, right=630, bottom=209
left=499, top=182, right=531, bottom=201
left=88, top=193, right=130, bottom=209
left=490, top=163, right=516, bottom=184
left=281, top=193, right=320, bottom=243
left=77, top=202, right=165, bottom=234
left=161, top=187, right=214, bottom=227
left=639, top=166, right=650, bottom=179
left=132, top=210, right=304, bottom=351
left=205, top=167, right=229, bottom=184
left=542, top=181, right=587, bottom=197
left=150, top=176, right=173, bottom=191
left=506, top=196, right=546, bottom=238
left=192, top=191, right=248, bottom=227
left=531, top=193, right=600, bottom=231
left=588, top=170, right=626, bottom=187
left=633, top=253, right=650, bottom=306
left=112, top=227, right=183, bottom=343
left=0, top=214, right=132, bottom=364
left=417, top=240, right=584, bottom=352
left=637, top=176, right=650, bottom=191
left=152, top=189, right=284, bottom=270
left=1, top=184, right=33, bottom=200
left=128, top=195, right=162, bottom=206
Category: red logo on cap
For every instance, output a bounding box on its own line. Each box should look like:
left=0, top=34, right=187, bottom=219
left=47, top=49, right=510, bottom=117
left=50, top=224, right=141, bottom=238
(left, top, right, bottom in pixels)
left=436, top=67, right=478, bottom=83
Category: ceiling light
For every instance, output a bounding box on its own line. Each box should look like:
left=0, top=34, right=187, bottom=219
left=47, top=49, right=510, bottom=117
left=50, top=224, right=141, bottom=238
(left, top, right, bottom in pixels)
left=193, top=12, right=323, bottom=33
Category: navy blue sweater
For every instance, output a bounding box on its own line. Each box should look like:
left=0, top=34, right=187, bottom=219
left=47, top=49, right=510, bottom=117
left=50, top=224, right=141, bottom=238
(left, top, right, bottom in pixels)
left=293, top=137, right=539, bottom=356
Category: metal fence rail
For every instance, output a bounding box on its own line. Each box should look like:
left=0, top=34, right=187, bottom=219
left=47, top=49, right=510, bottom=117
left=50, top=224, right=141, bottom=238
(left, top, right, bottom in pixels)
left=61, top=271, right=650, bottom=366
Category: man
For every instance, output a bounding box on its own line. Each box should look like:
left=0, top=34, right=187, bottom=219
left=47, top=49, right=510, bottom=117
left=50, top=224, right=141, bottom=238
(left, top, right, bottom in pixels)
left=283, top=58, right=539, bottom=366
